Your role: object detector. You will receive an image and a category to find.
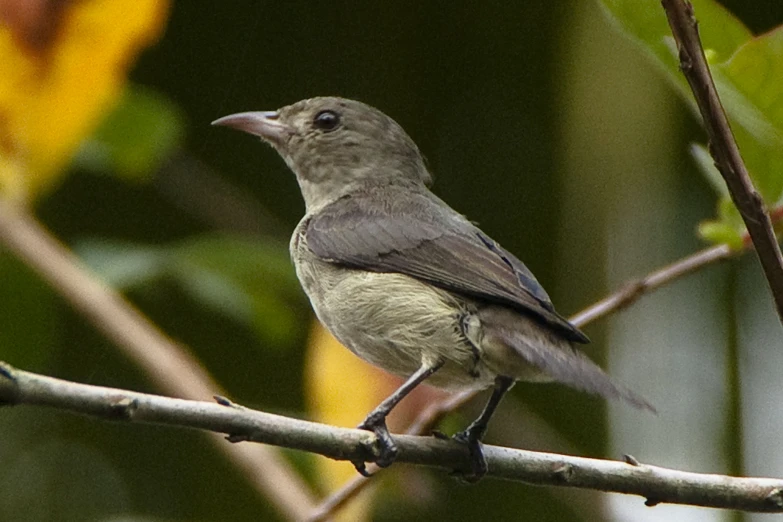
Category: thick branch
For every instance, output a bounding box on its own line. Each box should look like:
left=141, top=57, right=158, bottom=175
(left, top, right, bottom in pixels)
left=661, top=0, right=783, bottom=325
left=2, top=363, right=782, bottom=513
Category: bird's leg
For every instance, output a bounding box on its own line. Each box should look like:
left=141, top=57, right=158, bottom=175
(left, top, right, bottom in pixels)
left=355, top=360, right=444, bottom=476
left=453, top=375, right=514, bottom=482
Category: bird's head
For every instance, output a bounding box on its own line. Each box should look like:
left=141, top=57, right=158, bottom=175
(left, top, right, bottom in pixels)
left=213, top=97, right=432, bottom=212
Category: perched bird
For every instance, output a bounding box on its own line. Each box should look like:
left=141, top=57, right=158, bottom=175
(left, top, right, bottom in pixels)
left=213, top=97, right=652, bottom=480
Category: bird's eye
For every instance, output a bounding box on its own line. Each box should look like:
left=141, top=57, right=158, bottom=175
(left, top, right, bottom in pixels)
left=313, top=110, right=341, bottom=131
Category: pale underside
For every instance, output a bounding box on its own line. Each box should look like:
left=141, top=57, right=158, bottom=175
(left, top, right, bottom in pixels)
left=292, top=220, right=567, bottom=391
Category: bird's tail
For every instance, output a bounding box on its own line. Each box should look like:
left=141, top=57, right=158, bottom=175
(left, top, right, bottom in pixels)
left=480, top=307, right=656, bottom=412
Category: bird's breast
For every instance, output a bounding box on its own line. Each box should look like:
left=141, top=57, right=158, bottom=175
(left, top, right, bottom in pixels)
left=290, top=220, right=496, bottom=390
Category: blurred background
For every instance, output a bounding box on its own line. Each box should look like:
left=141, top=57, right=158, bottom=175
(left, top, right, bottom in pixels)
left=1, top=1, right=783, bottom=521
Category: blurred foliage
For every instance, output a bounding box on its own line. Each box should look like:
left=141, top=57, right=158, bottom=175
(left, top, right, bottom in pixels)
left=601, top=0, right=783, bottom=247
left=76, top=86, right=185, bottom=182
left=0, top=0, right=782, bottom=521
left=77, top=234, right=302, bottom=347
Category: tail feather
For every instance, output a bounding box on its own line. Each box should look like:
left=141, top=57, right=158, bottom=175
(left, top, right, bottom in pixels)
left=482, top=308, right=655, bottom=412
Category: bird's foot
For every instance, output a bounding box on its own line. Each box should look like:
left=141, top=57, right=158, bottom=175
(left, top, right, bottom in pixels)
left=452, top=426, right=488, bottom=482
left=354, top=413, right=398, bottom=476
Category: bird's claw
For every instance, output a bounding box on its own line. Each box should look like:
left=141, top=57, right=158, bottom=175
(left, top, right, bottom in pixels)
left=355, top=415, right=398, bottom=474
left=452, top=428, right=488, bottom=482
left=352, top=460, right=375, bottom=478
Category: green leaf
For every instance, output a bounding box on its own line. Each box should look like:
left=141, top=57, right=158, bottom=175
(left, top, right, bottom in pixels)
left=698, top=220, right=744, bottom=249
left=720, top=28, right=783, bottom=141
left=76, top=234, right=303, bottom=347
left=170, top=235, right=297, bottom=293
left=600, top=1, right=783, bottom=245
left=599, top=0, right=751, bottom=105
left=170, top=235, right=302, bottom=345
left=715, top=27, right=783, bottom=205
left=77, top=240, right=168, bottom=288
left=698, top=197, right=746, bottom=246
left=75, top=85, right=185, bottom=181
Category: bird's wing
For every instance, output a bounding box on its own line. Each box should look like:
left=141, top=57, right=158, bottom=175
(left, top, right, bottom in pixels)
left=305, top=189, right=588, bottom=343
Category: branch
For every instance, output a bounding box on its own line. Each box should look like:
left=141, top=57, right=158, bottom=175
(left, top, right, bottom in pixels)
left=306, top=390, right=476, bottom=521
left=661, top=0, right=783, bottom=325
left=1, top=363, right=781, bottom=514
left=0, top=200, right=318, bottom=521
left=570, top=241, right=730, bottom=327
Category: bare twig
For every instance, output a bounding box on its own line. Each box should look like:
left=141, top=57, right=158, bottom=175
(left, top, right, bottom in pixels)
left=570, top=242, right=730, bottom=327
left=1, top=362, right=782, bottom=513
left=0, top=200, right=317, bottom=521
left=661, top=0, right=783, bottom=325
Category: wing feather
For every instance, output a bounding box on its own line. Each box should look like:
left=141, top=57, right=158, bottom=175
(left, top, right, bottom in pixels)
left=306, top=189, right=588, bottom=343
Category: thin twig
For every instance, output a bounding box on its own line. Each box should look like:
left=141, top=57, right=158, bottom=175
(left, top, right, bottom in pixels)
left=661, top=0, right=783, bottom=325
left=0, top=200, right=318, bottom=521
left=1, top=363, right=782, bottom=513
left=570, top=242, right=730, bottom=327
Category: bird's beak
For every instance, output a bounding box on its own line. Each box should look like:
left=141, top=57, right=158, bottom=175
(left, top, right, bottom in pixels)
left=211, top=111, right=290, bottom=146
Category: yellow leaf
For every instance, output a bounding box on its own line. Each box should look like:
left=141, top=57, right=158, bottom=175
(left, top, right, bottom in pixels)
left=304, top=323, right=385, bottom=484
left=0, top=0, right=170, bottom=201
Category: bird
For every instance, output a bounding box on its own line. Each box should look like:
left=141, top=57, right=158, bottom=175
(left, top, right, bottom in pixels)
left=212, top=97, right=653, bottom=480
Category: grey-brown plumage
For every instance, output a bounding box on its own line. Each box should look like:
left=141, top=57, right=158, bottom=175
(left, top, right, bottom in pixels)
left=213, top=97, right=653, bottom=480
